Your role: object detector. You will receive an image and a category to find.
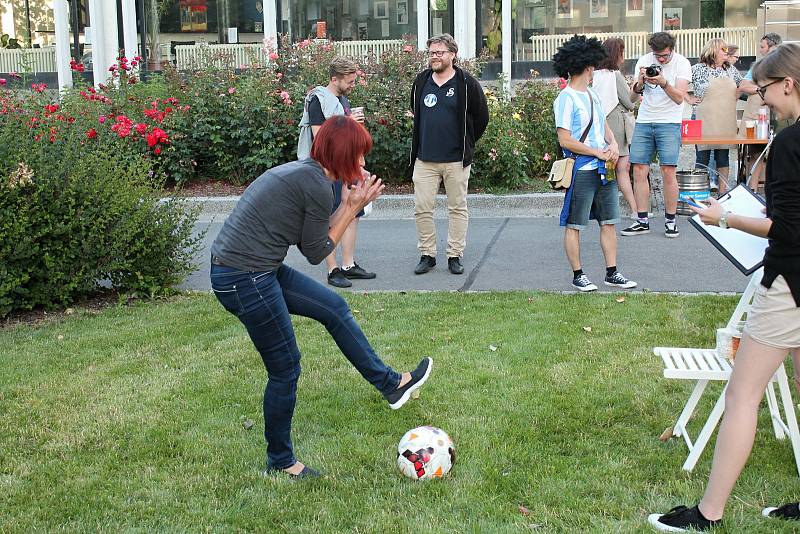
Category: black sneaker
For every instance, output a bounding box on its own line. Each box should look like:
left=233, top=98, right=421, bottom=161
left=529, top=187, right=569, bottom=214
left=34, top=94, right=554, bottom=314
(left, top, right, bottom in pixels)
left=572, top=274, right=598, bottom=292
left=665, top=221, right=680, bottom=238
left=763, top=502, right=800, bottom=520
left=384, top=357, right=433, bottom=410
left=414, top=255, right=436, bottom=275
left=342, top=263, right=376, bottom=280
left=604, top=271, right=637, bottom=289
left=648, top=505, right=720, bottom=532
left=263, top=464, right=322, bottom=479
left=448, top=257, right=464, bottom=274
left=621, top=221, right=650, bottom=236
left=327, top=268, right=352, bottom=288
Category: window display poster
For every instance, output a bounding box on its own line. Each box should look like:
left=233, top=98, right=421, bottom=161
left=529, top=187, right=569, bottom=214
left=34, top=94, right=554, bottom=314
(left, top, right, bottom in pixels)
left=358, top=22, right=369, bottom=39
left=663, top=7, right=682, bottom=30
left=381, top=19, right=390, bottom=36
left=556, top=0, right=572, bottom=18
left=626, top=0, right=644, bottom=16
left=590, top=0, right=608, bottom=18
left=397, top=0, right=408, bottom=24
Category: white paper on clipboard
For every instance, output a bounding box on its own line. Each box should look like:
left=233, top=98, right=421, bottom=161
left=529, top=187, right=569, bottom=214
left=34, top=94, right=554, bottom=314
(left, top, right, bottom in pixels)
left=688, top=184, right=769, bottom=275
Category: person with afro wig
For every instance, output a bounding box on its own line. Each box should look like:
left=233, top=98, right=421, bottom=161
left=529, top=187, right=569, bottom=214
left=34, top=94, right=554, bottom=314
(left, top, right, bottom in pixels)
left=551, top=35, right=638, bottom=292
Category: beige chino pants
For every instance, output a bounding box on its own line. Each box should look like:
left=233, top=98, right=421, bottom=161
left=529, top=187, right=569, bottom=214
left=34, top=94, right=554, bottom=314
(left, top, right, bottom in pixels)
left=412, top=159, right=471, bottom=258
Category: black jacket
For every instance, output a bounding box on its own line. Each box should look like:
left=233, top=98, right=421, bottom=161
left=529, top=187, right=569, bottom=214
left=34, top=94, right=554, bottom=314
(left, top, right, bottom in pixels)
left=407, top=66, right=489, bottom=178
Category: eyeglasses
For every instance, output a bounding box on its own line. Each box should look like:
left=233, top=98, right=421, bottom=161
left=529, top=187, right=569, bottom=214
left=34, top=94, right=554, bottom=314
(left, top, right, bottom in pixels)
left=653, top=51, right=673, bottom=59
left=427, top=50, right=451, bottom=57
left=757, top=79, right=782, bottom=99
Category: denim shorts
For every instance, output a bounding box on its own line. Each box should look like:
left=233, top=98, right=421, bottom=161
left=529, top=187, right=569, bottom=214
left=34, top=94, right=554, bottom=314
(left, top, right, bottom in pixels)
left=332, top=180, right=364, bottom=218
left=629, top=122, right=682, bottom=166
left=566, top=169, right=620, bottom=230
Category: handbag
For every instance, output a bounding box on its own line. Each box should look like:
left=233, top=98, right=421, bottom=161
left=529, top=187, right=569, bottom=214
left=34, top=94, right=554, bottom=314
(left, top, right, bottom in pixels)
left=548, top=95, right=594, bottom=190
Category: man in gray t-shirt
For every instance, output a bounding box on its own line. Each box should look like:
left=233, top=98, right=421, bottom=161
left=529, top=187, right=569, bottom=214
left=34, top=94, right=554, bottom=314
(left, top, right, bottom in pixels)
left=297, top=57, right=374, bottom=289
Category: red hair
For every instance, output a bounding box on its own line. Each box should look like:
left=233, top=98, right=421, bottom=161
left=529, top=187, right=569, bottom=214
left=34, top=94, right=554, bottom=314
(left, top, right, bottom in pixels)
left=311, top=115, right=373, bottom=185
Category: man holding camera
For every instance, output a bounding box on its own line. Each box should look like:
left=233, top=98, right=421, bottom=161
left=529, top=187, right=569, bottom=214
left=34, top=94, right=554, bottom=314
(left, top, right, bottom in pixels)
left=622, top=32, right=691, bottom=238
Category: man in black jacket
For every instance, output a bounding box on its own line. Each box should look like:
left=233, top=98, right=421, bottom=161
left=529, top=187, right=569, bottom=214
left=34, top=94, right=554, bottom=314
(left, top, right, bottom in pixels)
left=408, top=34, right=489, bottom=275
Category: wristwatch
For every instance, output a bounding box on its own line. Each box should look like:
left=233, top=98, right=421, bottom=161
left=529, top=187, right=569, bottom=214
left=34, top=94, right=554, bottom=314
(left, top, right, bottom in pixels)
left=718, top=210, right=731, bottom=229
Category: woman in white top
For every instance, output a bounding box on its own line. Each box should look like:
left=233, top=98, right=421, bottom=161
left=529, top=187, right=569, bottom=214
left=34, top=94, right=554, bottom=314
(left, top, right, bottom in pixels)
left=593, top=37, right=637, bottom=216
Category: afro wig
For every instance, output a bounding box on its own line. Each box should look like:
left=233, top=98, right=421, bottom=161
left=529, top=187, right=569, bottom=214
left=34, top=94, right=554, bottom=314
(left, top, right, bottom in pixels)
left=551, top=35, right=608, bottom=79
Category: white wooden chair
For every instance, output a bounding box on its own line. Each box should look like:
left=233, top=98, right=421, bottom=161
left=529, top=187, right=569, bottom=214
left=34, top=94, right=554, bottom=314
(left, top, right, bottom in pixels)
left=654, top=268, right=800, bottom=474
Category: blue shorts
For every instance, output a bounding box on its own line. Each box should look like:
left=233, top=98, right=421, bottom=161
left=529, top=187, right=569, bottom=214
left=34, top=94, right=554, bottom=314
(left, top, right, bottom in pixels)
left=566, top=169, right=620, bottom=230
left=332, top=180, right=364, bottom=218
left=629, top=122, right=681, bottom=166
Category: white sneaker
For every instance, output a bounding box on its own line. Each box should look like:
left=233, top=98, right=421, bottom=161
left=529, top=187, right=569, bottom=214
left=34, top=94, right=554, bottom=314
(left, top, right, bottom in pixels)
left=572, top=274, right=598, bottom=292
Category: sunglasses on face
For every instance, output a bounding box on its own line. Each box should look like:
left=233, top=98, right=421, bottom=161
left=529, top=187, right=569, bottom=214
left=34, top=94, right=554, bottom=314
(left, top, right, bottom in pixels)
left=756, top=79, right=782, bottom=99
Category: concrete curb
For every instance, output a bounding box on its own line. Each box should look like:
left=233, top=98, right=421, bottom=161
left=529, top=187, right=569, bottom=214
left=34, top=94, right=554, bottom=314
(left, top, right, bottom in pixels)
left=186, top=193, right=572, bottom=220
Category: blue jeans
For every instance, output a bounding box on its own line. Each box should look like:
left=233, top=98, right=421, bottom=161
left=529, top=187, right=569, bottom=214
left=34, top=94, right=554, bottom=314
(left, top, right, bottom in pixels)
left=566, top=169, right=620, bottom=230
left=629, top=122, right=681, bottom=166
left=210, top=262, right=400, bottom=469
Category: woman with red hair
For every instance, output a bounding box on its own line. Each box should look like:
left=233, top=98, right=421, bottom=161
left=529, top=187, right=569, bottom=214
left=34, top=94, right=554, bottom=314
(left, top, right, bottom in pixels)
left=210, top=116, right=433, bottom=478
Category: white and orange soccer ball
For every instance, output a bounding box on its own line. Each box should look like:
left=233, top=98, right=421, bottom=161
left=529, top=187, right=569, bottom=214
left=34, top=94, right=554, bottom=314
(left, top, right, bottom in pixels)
left=396, top=426, right=455, bottom=480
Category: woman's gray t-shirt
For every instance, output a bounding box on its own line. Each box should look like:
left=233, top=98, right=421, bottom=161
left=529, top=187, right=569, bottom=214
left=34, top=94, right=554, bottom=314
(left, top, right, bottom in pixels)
left=211, top=159, right=336, bottom=271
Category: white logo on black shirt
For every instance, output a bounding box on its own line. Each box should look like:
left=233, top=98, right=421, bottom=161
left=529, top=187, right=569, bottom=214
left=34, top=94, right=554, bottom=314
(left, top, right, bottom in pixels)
left=445, top=88, right=455, bottom=97
left=423, top=94, right=437, bottom=107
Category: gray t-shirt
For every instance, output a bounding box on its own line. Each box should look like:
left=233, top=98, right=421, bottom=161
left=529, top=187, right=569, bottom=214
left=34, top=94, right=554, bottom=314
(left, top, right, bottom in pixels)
left=211, top=159, right=336, bottom=271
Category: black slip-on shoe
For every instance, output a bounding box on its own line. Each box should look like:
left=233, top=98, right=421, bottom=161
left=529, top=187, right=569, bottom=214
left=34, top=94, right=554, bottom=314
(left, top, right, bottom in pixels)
left=647, top=505, right=720, bottom=532
left=327, top=268, right=352, bottom=288
left=414, top=255, right=436, bottom=275
left=263, top=464, right=322, bottom=479
left=448, top=257, right=464, bottom=274
left=384, top=357, right=433, bottom=410
left=763, top=502, right=800, bottom=520
left=342, top=263, right=376, bottom=279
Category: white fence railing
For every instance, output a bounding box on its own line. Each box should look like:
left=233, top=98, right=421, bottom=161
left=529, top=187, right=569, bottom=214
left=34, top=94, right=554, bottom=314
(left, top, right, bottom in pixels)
left=175, top=39, right=405, bottom=70
left=0, top=48, right=57, bottom=74
left=524, top=26, right=757, bottom=62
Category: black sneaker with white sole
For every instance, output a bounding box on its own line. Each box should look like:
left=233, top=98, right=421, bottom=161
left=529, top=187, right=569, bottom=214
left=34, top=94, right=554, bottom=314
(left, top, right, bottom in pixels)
left=342, top=263, right=376, bottom=280
left=621, top=221, right=650, bottom=236
left=648, top=505, right=720, bottom=532
left=384, top=357, right=433, bottom=410
left=604, top=271, right=637, bottom=289
left=665, top=221, right=680, bottom=238
left=572, top=274, right=598, bottom=292
left=763, top=502, right=800, bottom=520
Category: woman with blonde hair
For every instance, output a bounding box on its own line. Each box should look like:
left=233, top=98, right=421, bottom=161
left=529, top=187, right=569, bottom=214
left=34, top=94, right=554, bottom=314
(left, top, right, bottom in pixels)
left=690, top=38, right=745, bottom=194
left=593, top=37, right=637, bottom=216
left=648, top=42, right=800, bottom=531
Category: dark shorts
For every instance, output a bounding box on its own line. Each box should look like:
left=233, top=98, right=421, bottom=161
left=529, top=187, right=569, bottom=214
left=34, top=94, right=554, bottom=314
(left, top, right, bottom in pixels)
left=332, top=180, right=364, bottom=218
left=566, top=169, right=620, bottom=230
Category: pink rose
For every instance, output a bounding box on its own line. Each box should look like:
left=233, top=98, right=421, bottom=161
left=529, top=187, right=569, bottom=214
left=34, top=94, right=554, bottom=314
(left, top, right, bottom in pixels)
left=98, top=116, right=106, bottom=124
left=0, top=79, right=6, bottom=86
left=543, top=152, right=551, bottom=161
left=228, top=87, right=236, bottom=94
left=269, top=52, right=279, bottom=61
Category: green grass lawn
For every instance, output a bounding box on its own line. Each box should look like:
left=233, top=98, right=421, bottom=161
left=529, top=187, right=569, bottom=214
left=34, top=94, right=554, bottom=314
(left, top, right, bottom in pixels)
left=2, top=292, right=798, bottom=533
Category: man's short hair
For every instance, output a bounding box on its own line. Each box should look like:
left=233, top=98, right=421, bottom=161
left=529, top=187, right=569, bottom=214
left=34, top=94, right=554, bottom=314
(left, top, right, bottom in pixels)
left=426, top=33, right=458, bottom=54
left=761, top=32, right=782, bottom=48
left=648, top=32, right=676, bottom=52
left=329, top=57, right=358, bottom=79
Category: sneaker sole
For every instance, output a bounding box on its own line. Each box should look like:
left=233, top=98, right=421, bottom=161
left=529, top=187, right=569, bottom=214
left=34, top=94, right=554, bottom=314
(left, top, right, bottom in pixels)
left=762, top=507, right=778, bottom=517
left=665, top=232, right=680, bottom=238
left=647, top=513, right=689, bottom=532
left=343, top=274, right=377, bottom=280
left=620, top=230, right=650, bottom=236
left=388, top=358, right=433, bottom=410
left=328, top=280, right=353, bottom=288
left=604, top=281, right=637, bottom=289
left=572, top=284, right=598, bottom=292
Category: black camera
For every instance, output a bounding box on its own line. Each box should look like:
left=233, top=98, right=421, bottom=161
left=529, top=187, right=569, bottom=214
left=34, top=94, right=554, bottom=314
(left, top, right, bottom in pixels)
left=645, top=64, right=662, bottom=78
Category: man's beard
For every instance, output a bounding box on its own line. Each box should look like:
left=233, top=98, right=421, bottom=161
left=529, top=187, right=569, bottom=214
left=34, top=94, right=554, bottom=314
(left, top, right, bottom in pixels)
left=430, top=60, right=450, bottom=73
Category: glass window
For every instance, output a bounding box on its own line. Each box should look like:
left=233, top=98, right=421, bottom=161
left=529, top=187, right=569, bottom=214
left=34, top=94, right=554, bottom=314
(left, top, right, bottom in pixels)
left=180, top=1, right=210, bottom=32
left=285, top=0, right=417, bottom=42
left=430, top=0, right=453, bottom=36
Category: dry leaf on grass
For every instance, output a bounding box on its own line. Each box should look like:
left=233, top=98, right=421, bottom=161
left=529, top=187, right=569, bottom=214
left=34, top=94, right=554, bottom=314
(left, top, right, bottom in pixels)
left=519, top=504, right=531, bottom=516
left=489, top=345, right=498, bottom=352
left=615, top=297, right=625, bottom=303
left=659, top=426, right=674, bottom=442
left=242, top=419, right=254, bottom=430
left=582, top=326, right=592, bottom=333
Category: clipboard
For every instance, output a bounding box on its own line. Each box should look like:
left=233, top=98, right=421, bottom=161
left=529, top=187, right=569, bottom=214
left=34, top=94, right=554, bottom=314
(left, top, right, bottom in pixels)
left=688, top=184, right=768, bottom=275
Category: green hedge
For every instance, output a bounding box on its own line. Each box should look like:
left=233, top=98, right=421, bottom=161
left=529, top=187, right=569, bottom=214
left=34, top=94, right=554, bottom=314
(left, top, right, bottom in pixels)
left=0, top=88, right=202, bottom=317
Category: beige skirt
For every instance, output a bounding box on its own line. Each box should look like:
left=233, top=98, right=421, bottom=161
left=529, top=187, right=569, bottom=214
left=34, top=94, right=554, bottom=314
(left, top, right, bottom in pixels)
left=606, top=105, right=634, bottom=157
left=744, top=275, right=800, bottom=349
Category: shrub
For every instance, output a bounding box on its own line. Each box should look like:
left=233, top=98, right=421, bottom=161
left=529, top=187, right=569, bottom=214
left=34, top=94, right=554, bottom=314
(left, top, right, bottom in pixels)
left=0, top=83, right=202, bottom=317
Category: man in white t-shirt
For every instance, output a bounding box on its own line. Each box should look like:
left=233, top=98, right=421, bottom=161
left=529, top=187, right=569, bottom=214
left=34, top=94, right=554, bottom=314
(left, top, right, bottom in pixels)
left=622, top=32, right=691, bottom=238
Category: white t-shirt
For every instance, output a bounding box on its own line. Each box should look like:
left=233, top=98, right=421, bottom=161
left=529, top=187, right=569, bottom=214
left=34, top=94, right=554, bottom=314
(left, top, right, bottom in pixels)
left=634, top=52, right=691, bottom=124
left=553, top=86, right=606, bottom=171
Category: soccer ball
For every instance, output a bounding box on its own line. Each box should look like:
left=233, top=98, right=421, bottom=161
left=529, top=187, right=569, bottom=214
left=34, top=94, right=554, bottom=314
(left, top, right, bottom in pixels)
left=396, top=426, right=455, bottom=480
